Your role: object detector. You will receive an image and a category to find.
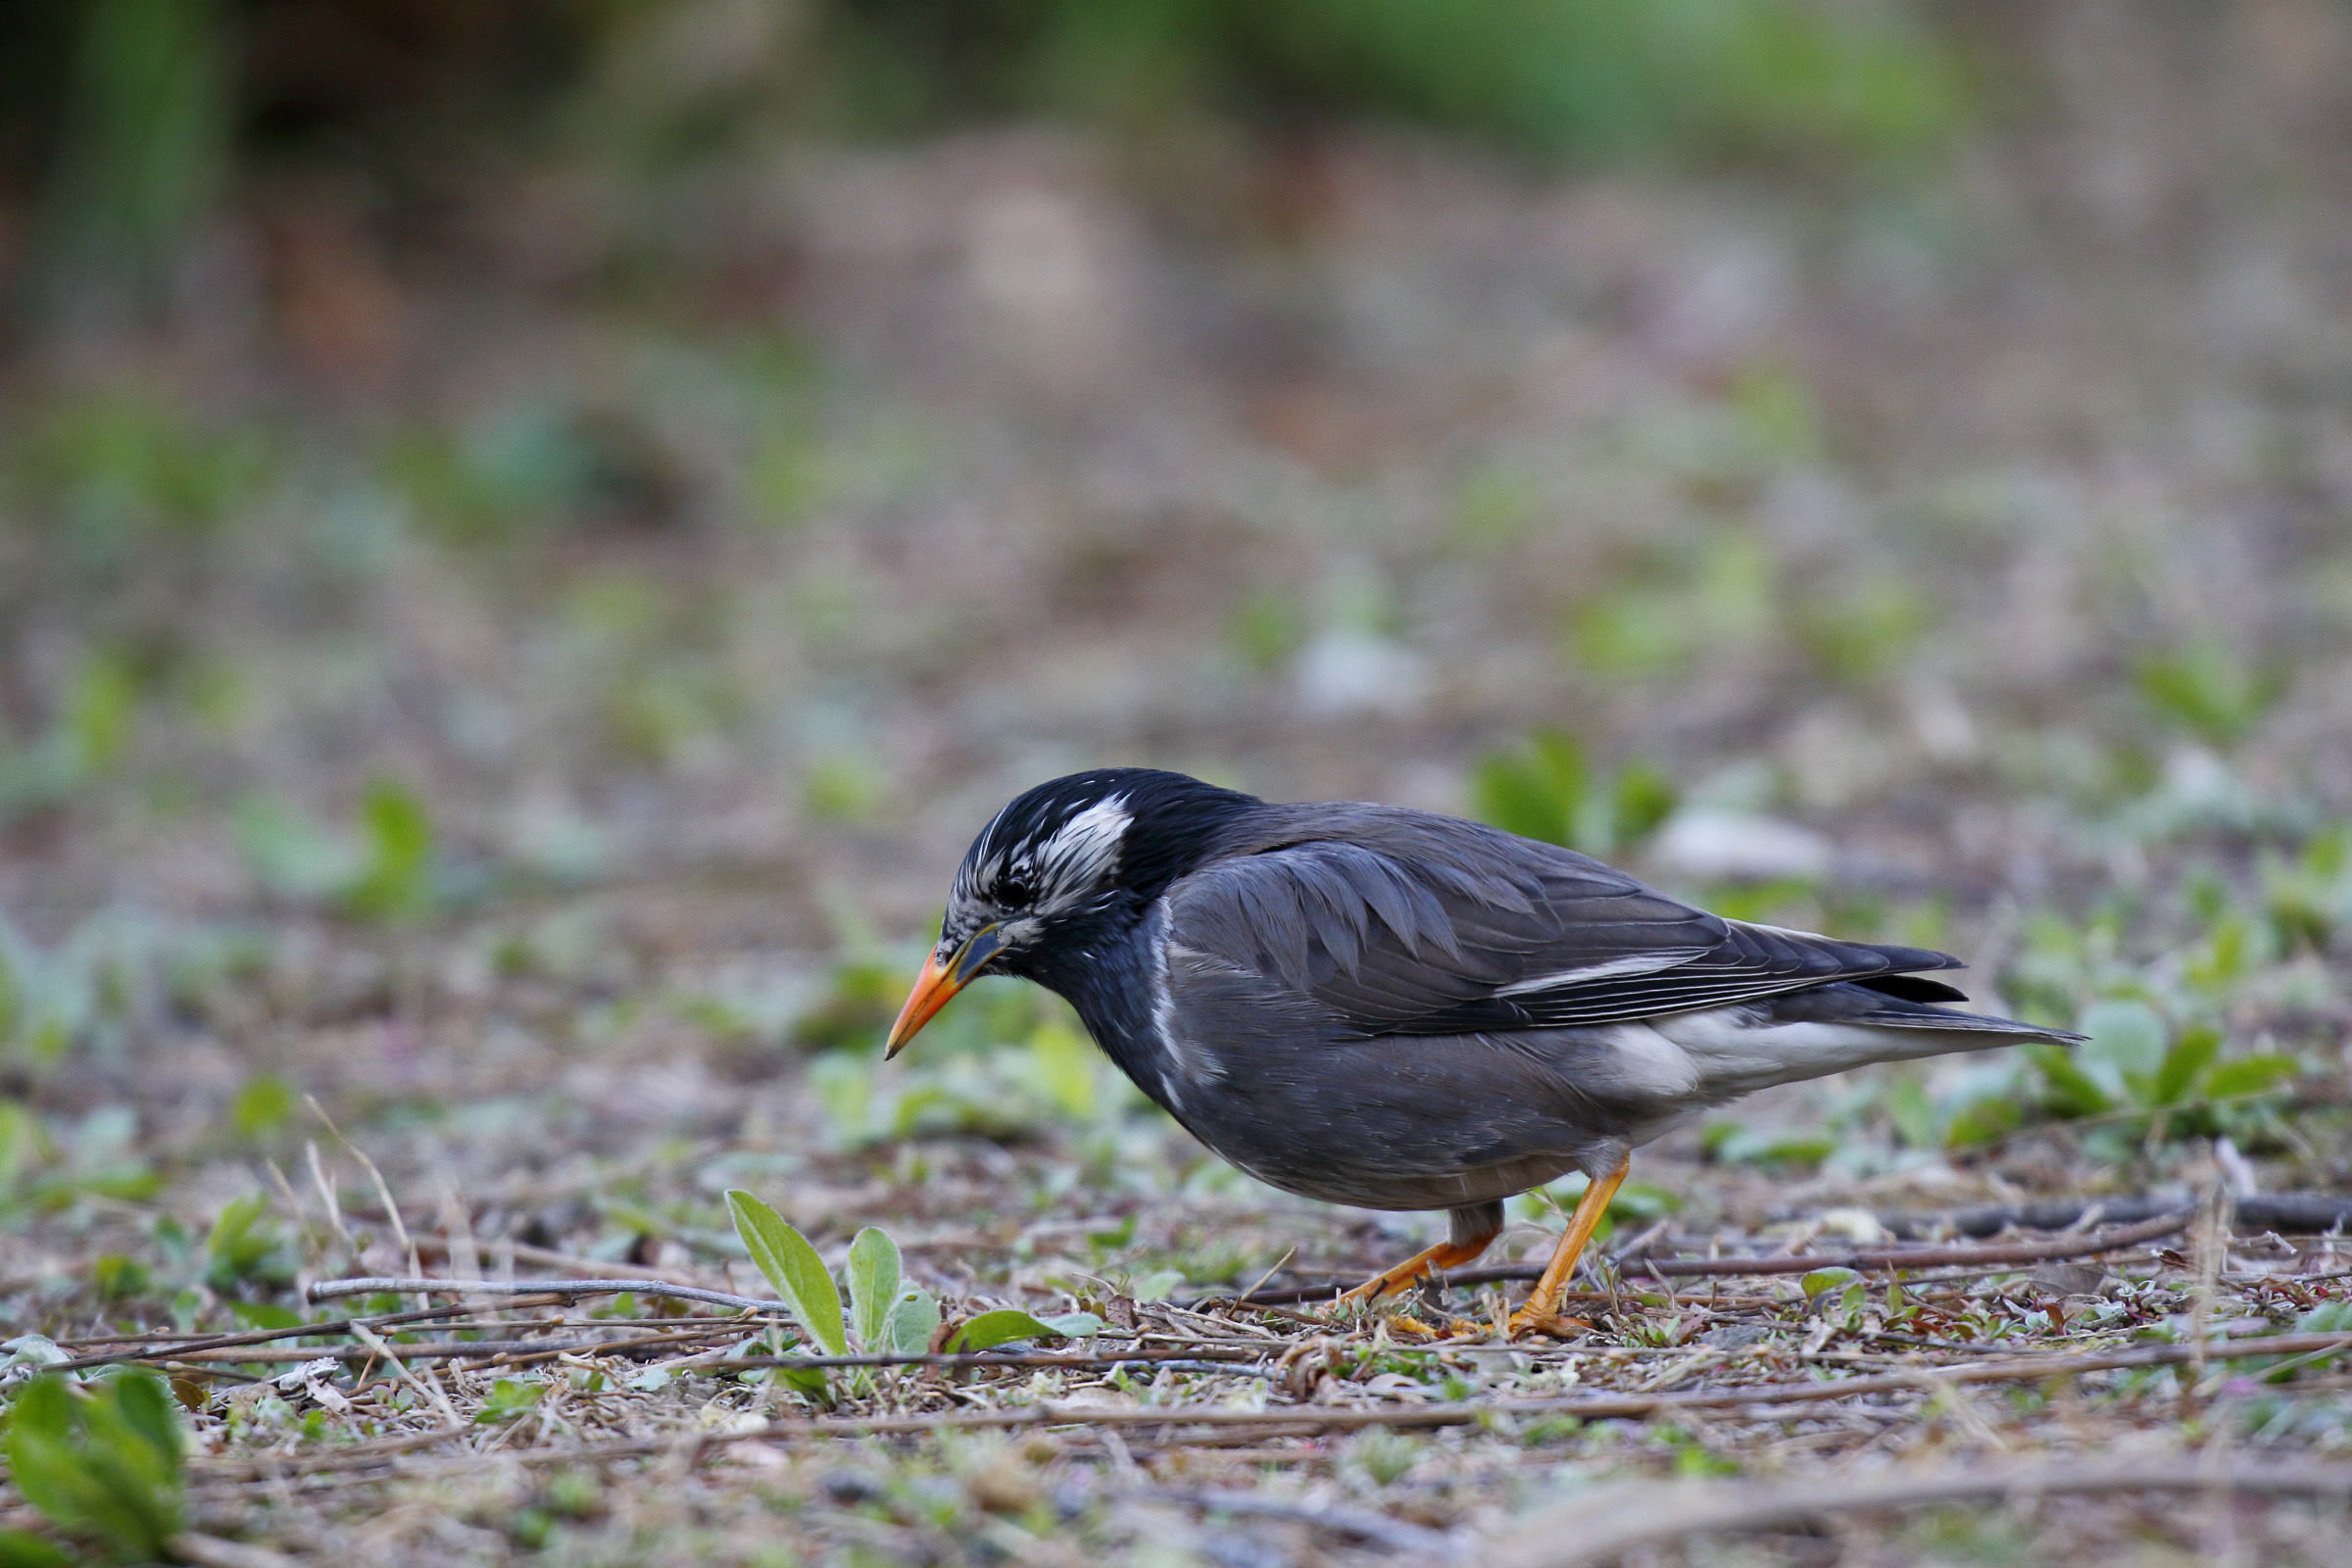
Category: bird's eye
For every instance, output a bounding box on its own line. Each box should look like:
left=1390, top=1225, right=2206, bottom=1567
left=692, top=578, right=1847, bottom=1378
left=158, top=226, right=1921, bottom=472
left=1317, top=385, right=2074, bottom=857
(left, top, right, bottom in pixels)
left=996, top=873, right=1034, bottom=908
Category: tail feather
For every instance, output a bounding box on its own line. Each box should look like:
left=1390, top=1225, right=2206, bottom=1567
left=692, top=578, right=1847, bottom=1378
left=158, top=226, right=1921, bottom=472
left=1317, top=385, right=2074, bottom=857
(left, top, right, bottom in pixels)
left=1775, top=978, right=2084, bottom=1044
left=1843, top=1000, right=2086, bottom=1045
left=1635, top=979, right=2082, bottom=1101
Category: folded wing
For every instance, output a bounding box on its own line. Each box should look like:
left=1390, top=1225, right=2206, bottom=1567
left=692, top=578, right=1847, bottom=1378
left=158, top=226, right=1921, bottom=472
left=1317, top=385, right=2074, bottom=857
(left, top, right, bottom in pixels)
left=1164, top=808, right=1966, bottom=1039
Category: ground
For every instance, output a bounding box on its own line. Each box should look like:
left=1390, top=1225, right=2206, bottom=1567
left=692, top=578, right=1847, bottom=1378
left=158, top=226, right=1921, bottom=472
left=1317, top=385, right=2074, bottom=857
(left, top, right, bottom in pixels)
left=6, top=9, right=2352, bottom=1562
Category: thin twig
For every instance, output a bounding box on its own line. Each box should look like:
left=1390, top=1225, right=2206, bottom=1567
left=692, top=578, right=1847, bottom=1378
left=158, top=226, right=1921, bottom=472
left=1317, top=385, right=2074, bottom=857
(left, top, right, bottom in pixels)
left=1487, top=1458, right=2352, bottom=1568
left=310, top=1098, right=420, bottom=1281
left=410, top=1234, right=712, bottom=1288
left=149, top=1330, right=736, bottom=1367
left=348, top=1323, right=465, bottom=1431
left=1630, top=1212, right=2190, bottom=1278
left=155, top=1342, right=1264, bottom=1372
left=51, top=1296, right=572, bottom=1372
left=306, top=1276, right=787, bottom=1314
left=1222, top=1214, right=2186, bottom=1302
left=1876, top=1193, right=2352, bottom=1241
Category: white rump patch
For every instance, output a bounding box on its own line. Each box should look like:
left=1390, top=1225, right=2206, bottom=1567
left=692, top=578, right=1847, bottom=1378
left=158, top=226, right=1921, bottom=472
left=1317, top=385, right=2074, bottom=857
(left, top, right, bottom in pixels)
left=1646, top=1006, right=1985, bottom=1098
left=1494, top=951, right=1696, bottom=997
left=1599, top=1023, right=1703, bottom=1098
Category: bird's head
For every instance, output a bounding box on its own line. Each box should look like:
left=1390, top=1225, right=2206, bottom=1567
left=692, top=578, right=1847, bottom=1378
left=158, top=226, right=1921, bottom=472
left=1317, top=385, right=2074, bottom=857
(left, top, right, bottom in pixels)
left=884, top=768, right=1256, bottom=1057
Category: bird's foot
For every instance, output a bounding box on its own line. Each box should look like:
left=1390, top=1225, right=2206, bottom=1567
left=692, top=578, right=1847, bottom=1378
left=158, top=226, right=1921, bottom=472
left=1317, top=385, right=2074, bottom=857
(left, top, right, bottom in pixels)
left=1336, top=1232, right=1494, bottom=1304
left=1336, top=1262, right=1432, bottom=1304
left=1505, top=1305, right=1592, bottom=1342
left=1387, top=1313, right=1491, bottom=1341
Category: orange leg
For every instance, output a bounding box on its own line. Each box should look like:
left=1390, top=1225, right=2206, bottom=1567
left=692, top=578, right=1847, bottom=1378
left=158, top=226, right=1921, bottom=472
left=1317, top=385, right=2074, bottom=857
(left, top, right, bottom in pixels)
left=1506, top=1153, right=1630, bottom=1338
left=1337, top=1217, right=1502, bottom=1303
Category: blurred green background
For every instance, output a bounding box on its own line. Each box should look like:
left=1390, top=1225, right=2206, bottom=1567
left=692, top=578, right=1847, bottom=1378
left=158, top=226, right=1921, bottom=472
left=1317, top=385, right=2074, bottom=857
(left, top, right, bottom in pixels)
left=2, top=0, right=2351, bottom=1261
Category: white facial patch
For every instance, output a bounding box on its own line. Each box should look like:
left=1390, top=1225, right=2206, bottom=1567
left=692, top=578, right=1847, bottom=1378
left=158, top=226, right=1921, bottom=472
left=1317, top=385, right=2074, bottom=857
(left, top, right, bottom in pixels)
left=1029, top=795, right=1130, bottom=910
left=947, top=792, right=1134, bottom=946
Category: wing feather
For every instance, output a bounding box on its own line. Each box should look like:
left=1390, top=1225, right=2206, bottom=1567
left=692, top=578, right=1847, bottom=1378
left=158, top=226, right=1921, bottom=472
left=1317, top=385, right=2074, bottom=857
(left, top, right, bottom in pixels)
left=1164, top=810, right=1963, bottom=1039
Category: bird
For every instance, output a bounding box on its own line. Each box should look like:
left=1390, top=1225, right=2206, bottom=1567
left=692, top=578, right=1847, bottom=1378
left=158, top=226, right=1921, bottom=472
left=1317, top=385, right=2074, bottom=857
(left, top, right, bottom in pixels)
left=884, top=767, right=2083, bottom=1336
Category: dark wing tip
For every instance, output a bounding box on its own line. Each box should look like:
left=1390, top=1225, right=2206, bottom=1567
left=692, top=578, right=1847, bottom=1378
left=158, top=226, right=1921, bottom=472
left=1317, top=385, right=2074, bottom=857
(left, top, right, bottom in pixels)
left=1859, top=942, right=1967, bottom=973
left=1852, top=973, right=1971, bottom=1004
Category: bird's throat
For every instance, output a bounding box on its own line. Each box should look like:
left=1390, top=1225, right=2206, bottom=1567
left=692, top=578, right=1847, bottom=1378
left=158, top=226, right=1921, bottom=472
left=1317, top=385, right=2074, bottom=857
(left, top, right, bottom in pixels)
left=1019, top=913, right=1194, bottom=1119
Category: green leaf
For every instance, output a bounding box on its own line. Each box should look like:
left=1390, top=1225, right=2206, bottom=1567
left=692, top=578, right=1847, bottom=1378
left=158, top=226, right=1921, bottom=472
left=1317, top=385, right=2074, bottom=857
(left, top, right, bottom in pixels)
left=66, top=654, right=139, bottom=775
left=0, top=1529, right=70, bottom=1568
left=5, top=1371, right=182, bottom=1559
left=1609, top=760, right=1679, bottom=849
left=233, top=795, right=357, bottom=902
left=724, top=1189, right=846, bottom=1355
left=2077, top=999, right=2166, bottom=1101
left=99, top=1371, right=184, bottom=1471
left=1471, top=731, right=1584, bottom=847
left=845, top=1227, right=902, bottom=1353
left=1130, top=1269, right=1183, bottom=1303
left=1036, top=1311, right=1104, bottom=1339
left=204, top=1192, right=286, bottom=1292
left=343, top=777, right=436, bottom=922
left=946, top=1308, right=1069, bottom=1352
left=2151, top=1025, right=2223, bottom=1106
left=2203, top=1054, right=2297, bottom=1099
left=2, top=1335, right=69, bottom=1373
left=1942, top=1095, right=2021, bottom=1149
left=2024, top=1042, right=2112, bottom=1119
left=227, top=1302, right=302, bottom=1332
left=1886, top=1078, right=1938, bottom=1149
left=229, top=1073, right=296, bottom=1140
left=2136, top=638, right=2280, bottom=749
left=773, top=1363, right=831, bottom=1403
left=1800, top=1267, right=1859, bottom=1300
left=887, top=1288, right=942, bottom=1355
left=1022, top=1019, right=1100, bottom=1121
left=475, top=1378, right=546, bottom=1423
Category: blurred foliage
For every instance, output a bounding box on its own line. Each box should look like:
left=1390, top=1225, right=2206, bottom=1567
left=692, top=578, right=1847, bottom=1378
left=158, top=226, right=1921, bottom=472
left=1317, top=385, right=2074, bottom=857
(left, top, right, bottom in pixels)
left=1471, top=729, right=1677, bottom=858
left=2136, top=638, right=2285, bottom=752
left=0, top=651, right=142, bottom=830
left=29, top=0, right=229, bottom=322
left=202, top=1191, right=297, bottom=1297
left=0, top=0, right=1969, bottom=337
left=1797, top=571, right=1935, bottom=687
left=236, top=779, right=462, bottom=923
left=2, top=1370, right=184, bottom=1563
left=814, top=1008, right=1148, bottom=1149
left=1566, top=529, right=1776, bottom=680
left=832, top=0, right=1968, bottom=167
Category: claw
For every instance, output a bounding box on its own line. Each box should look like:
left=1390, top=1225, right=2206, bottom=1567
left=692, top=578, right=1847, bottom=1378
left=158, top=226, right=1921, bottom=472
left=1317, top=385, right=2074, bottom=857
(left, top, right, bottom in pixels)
left=1389, top=1313, right=1492, bottom=1341
left=1505, top=1309, right=1592, bottom=1342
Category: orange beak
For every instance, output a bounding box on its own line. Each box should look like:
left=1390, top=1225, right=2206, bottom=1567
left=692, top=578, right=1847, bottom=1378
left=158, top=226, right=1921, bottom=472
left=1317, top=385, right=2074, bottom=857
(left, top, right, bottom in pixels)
left=884, top=924, right=1004, bottom=1058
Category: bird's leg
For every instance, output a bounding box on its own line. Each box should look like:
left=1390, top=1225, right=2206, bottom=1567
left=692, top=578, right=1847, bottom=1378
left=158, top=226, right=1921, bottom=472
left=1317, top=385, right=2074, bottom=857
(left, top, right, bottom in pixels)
left=1337, top=1202, right=1502, bottom=1303
left=1506, top=1153, right=1630, bottom=1338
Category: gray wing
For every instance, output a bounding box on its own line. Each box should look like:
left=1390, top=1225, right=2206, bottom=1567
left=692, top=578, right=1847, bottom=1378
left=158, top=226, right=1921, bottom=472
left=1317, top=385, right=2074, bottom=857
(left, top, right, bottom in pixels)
left=1164, top=807, right=1964, bottom=1038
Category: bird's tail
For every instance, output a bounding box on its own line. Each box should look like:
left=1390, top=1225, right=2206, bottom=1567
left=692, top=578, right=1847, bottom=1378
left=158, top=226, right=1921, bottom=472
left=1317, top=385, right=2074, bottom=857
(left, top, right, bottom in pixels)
left=1647, top=979, right=2082, bottom=1099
